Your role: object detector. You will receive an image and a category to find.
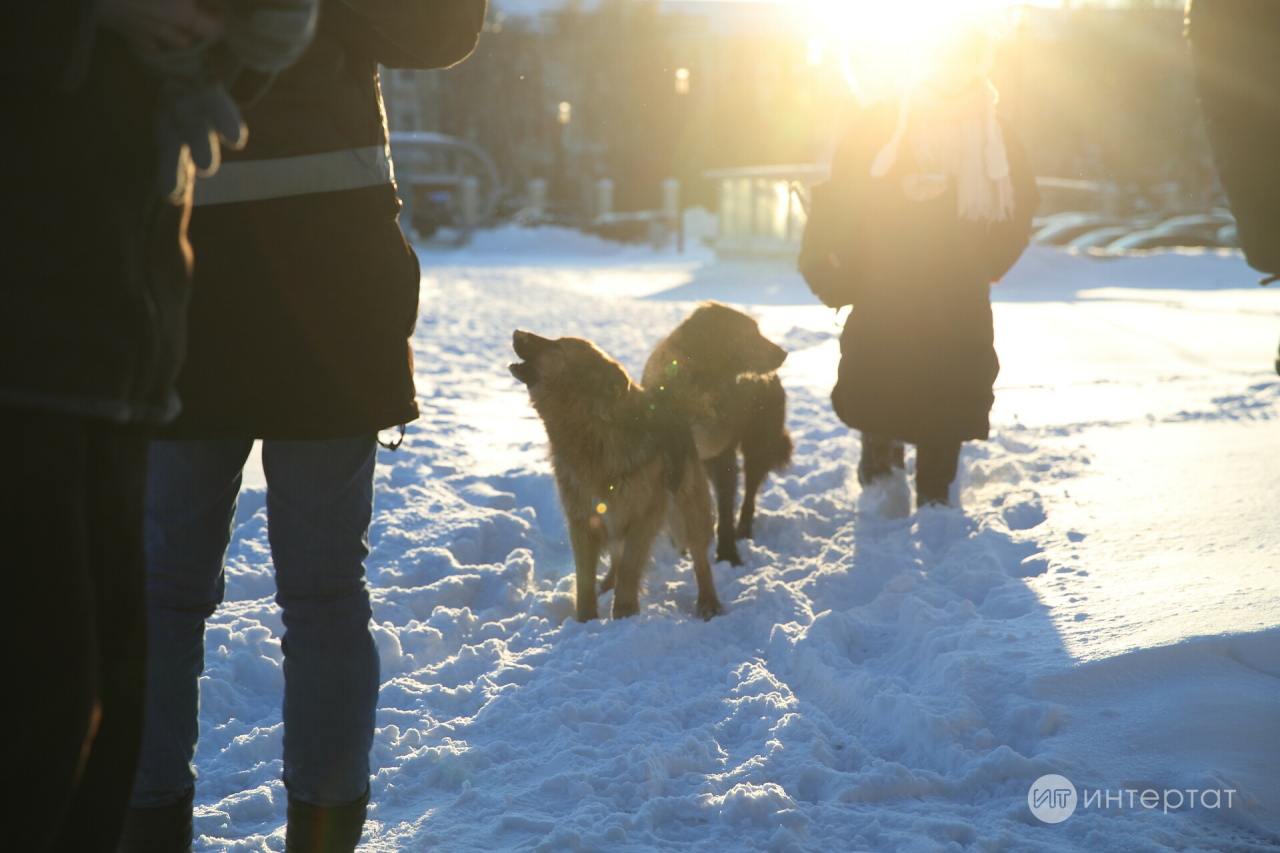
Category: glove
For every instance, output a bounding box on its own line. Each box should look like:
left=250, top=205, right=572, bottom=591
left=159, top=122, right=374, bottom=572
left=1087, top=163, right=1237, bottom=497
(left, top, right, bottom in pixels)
left=153, top=75, right=247, bottom=202
left=223, top=0, right=319, bottom=74
left=133, top=0, right=316, bottom=203
left=137, top=42, right=248, bottom=203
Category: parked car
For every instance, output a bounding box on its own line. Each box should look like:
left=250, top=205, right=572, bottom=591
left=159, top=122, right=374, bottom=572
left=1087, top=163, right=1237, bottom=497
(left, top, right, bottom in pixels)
left=389, top=132, right=501, bottom=239
left=1106, top=228, right=1225, bottom=251
left=1032, top=214, right=1131, bottom=246
left=1066, top=225, right=1134, bottom=251
left=1155, top=211, right=1235, bottom=231
left=1107, top=211, right=1236, bottom=251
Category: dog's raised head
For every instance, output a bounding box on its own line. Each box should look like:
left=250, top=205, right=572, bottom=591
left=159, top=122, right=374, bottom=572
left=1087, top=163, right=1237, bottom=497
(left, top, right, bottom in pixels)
left=511, top=330, right=633, bottom=406
left=676, top=302, right=787, bottom=377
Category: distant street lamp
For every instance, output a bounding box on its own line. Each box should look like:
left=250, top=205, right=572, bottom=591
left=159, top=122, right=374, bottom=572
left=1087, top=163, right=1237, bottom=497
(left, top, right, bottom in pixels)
left=674, top=67, right=691, bottom=95
left=555, top=102, right=571, bottom=206
left=806, top=38, right=824, bottom=67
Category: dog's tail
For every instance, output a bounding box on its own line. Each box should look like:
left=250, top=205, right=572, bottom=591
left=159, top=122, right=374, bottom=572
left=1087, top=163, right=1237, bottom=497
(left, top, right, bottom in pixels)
left=652, top=409, right=697, bottom=493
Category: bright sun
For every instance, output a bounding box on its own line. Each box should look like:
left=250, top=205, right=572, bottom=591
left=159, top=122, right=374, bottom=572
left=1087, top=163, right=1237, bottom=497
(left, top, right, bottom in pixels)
left=801, top=0, right=1022, bottom=44
left=797, top=0, right=1027, bottom=102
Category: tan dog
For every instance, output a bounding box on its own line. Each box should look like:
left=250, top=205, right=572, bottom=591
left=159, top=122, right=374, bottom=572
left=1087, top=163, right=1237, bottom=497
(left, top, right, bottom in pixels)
left=643, top=303, right=792, bottom=566
left=510, top=330, right=722, bottom=622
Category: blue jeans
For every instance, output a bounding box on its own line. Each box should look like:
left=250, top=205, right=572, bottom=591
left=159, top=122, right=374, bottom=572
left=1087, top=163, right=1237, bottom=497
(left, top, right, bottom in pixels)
left=130, top=436, right=380, bottom=809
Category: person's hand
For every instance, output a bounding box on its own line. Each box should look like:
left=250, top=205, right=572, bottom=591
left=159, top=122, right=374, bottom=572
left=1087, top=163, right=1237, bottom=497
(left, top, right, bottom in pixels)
left=153, top=75, right=247, bottom=202
left=99, top=0, right=226, bottom=53
left=223, top=0, right=319, bottom=73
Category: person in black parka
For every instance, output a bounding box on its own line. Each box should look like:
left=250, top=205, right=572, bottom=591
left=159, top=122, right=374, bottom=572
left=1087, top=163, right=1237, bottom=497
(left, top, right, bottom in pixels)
left=121, top=4, right=486, bottom=852
left=0, top=11, right=192, bottom=851
left=823, top=22, right=1038, bottom=507
left=1186, top=0, right=1280, bottom=375
left=1, top=4, right=314, bottom=851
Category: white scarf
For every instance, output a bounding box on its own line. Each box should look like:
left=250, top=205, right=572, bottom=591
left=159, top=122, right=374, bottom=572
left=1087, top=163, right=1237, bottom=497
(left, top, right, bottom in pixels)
left=870, top=81, right=1016, bottom=224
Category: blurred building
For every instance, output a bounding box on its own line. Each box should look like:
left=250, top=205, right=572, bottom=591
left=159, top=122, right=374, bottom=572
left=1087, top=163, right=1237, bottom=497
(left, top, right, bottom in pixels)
left=382, top=0, right=1215, bottom=218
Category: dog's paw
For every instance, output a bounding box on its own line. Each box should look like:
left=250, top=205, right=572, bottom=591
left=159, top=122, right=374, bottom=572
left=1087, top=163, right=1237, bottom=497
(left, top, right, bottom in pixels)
left=715, top=542, right=743, bottom=566
left=735, top=520, right=754, bottom=540
left=696, top=597, right=724, bottom=621
left=611, top=599, right=640, bottom=620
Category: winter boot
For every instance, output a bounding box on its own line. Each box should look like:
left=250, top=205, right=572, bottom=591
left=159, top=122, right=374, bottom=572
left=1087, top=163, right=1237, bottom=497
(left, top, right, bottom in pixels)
left=857, top=433, right=905, bottom=486
left=285, top=788, right=369, bottom=853
left=116, top=788, right=194, bottom=853
left=915, top=441, right=962, bottom=508
left=857, top=433, right=910, bottom=518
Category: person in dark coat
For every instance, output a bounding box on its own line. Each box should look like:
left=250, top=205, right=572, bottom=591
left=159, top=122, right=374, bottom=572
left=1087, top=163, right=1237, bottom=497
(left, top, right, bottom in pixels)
left=0, top=13, right=194, bottom=850
left=825, top=21, right=1038, bottom=508
left=1, top=3, right=314, bottom=851
left=120, top=3, right=486, bottom=851
left=1185, top=0, right=1280, bottom=374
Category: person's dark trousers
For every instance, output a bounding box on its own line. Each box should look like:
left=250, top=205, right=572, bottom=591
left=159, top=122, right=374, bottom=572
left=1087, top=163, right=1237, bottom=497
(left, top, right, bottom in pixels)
left=858, top=432, right=962, bottom=508
left=126, top=436, right=380, bottom=851
left=916, top=441, right=963, bottom=507
left=0, top=406, right=150, bottom=853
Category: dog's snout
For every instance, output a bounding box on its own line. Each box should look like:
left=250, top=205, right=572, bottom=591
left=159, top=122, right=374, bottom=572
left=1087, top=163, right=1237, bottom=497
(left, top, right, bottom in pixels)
left=513, top=329, right=552, bottom=360
left=510, top=360, right=540, bottom=385
left=760, top=339, right=788, bottom=371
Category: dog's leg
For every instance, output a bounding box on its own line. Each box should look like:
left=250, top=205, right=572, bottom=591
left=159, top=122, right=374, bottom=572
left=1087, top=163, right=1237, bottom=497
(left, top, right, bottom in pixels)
left=689, top=549, right=722, bottom=621
left=610, top=519, right=663, bottom=619
left=600, top=541, right=624, bottom=594
left=567, top=517, right=602, bottom=622
left=737, top=377, right=791, bottom=541
left=609, top=549, right=645, bottom=620
left=672, top=460, right=722, bottom=619
left=737, top=443, right=768, bottom=540
left=706, top=446, right=743, bottom=566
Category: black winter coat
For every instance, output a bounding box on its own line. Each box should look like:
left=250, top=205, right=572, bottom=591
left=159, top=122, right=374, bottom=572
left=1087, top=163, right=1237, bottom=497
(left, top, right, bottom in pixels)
left=1187, top=0, right=1280, bottom=278
left=829, top=99, right=1037, bottom=446
left=158, top=0, right=485, bottom=441
left=0, top=8, right=190, bottom=424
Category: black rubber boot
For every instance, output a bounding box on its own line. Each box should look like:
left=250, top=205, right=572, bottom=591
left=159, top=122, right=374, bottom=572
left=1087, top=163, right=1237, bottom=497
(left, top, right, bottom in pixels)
left=116, top=788, right=194, bottom=853
left=285, top=789, right=369, bottom=853
left=858, top=432, right=905, bottom=487
left=916, top=441, right=962, bottom=508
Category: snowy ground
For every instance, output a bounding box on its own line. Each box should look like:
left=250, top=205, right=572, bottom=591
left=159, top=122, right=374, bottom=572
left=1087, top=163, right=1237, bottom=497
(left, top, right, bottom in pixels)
left=203, top=229, right=1278, bottom=852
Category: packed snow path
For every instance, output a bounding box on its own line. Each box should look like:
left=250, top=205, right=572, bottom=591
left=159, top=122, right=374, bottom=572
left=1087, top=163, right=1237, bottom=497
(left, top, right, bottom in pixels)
left=201, top=233, right=1278, bottom=852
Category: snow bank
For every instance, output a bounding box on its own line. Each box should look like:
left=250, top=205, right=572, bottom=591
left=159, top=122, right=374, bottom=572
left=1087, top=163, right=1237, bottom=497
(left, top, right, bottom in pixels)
left=186, top=240, right=1279, bottom=851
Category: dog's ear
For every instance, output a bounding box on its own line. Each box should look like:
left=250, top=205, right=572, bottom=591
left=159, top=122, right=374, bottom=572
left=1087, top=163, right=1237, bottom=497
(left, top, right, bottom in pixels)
left=591, top=397, right=614, bottom=423
left=593, top=361, right=629, bottom=396
left=587, top=362, right=629, bottom=420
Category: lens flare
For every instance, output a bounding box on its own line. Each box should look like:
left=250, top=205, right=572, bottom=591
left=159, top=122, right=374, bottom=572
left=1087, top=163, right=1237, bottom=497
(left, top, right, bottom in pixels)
left=799, top=0, right=1021, bottom=104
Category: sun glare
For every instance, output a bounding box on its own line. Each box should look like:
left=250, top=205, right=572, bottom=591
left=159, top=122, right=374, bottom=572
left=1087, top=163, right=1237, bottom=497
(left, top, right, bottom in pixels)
left=803, top=0, right=1018, bottom=42
left=800, top=0, right=1023, bottom=102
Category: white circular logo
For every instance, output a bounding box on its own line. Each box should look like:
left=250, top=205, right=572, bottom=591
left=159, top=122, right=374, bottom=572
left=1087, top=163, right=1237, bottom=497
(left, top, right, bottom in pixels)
left=1028, top=774, right=1077, bottom=823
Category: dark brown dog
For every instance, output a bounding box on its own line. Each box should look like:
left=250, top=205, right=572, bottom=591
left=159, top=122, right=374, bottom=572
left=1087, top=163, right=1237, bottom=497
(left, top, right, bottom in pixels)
left=642, top=303, right=792, bottom=566
left=510, top=330, right=722, bottom=622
